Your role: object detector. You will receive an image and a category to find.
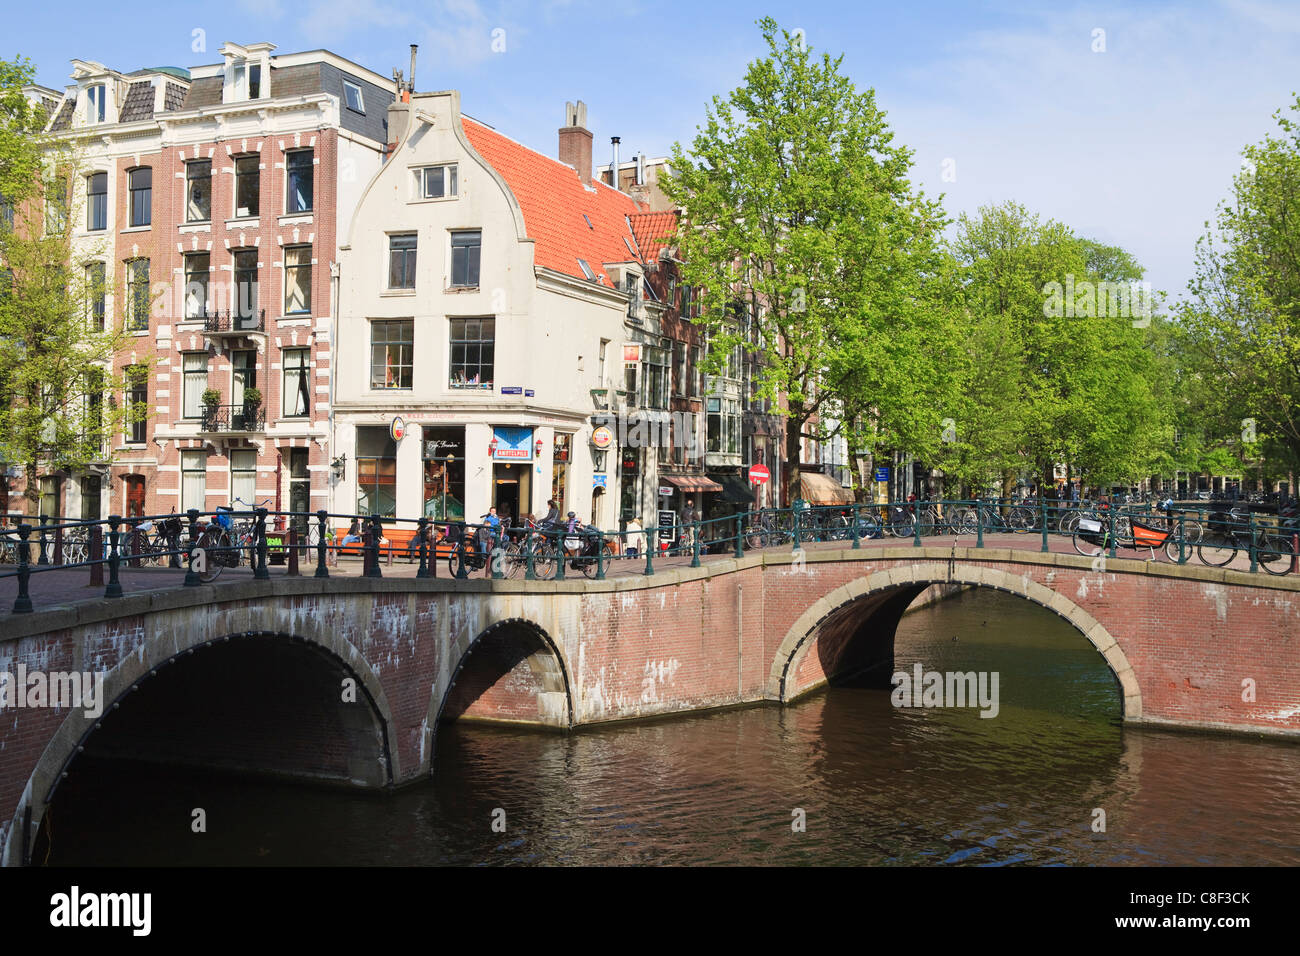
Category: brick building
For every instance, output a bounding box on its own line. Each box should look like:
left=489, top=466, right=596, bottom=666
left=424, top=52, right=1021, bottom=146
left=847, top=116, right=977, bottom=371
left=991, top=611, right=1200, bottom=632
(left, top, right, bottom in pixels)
left=19, top=42, right=394, bottom=526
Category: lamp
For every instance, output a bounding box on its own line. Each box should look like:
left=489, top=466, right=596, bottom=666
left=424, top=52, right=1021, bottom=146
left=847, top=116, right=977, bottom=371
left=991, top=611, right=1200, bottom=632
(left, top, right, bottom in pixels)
left=535, top=438, right=545, bottom=458
left=331, top=453, right=347, bottom=480
left=488, top=436, right=499, bottom=458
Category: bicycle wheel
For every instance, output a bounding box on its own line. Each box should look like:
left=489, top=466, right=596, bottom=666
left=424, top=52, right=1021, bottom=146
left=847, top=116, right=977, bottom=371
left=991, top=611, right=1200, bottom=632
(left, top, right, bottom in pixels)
left=1257, top=533, right=1296, bottom=575
left=1197, top=531, right=1238, bottom=568
left=503, top=541, right=525, bottom=578
left=1060, top=511, right=1081, bottom=534
left=1163, top=535, right=1187, bottom=563
left=197, top=530, right=226, bottom=583
left=1008, top=507, right=1034, bottom=533
left=1073, top=529, right=1106, bottom=557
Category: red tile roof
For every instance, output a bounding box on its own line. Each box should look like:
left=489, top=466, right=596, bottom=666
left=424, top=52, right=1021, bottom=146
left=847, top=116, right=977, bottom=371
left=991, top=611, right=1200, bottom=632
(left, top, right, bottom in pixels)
left=629, top=211, right=678, bottom=262
left=462, top=116, right=648, bottom=288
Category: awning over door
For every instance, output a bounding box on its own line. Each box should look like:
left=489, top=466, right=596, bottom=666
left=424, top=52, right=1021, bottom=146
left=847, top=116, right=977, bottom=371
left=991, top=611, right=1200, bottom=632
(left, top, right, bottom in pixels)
left=799, top=472, right=855, bottom=505
left=714, top=475, right=756, bottom=505
left=664, top=474, right=724, bottom=493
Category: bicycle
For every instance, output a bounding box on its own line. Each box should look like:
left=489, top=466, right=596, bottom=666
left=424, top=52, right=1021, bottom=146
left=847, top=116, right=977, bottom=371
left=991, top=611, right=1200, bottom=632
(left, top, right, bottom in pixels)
left=1196, top=512, right=1295, bottom=573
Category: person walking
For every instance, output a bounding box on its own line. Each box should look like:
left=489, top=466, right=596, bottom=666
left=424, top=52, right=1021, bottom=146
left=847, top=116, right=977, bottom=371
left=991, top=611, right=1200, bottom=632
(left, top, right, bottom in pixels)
left=625, top=515, right=643, bottom=559
left=681, top=498, right=698, bottom=553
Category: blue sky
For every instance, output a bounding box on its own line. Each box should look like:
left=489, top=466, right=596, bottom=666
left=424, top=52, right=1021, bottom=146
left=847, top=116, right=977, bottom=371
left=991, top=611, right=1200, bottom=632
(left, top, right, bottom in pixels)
left=9, top=0, right=1300, bottom=301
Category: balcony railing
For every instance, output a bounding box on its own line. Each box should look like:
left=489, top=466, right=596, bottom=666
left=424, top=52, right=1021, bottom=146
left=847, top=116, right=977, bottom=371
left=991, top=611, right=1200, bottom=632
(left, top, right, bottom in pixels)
left=203, top=310, right=266, bottom=335
left=200, top=403, right=266, bottom=434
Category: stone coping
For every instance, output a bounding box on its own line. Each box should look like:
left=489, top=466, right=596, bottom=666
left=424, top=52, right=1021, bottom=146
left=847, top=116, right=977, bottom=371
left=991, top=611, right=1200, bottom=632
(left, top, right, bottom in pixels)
left=3, top=545, right=1297, bottom=643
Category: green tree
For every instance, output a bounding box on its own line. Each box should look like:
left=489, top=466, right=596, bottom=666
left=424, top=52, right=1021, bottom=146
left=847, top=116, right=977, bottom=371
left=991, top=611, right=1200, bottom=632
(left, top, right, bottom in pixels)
left=661, top=18, right=960, bottom=504
left=1180, top=94, right=1300, bottom=484
left=0, top=56, right=140, bottom=514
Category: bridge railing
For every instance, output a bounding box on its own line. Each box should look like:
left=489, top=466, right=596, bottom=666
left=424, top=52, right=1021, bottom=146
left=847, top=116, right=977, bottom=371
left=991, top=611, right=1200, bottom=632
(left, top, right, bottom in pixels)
left=2, top=497, right=1295, bottom=614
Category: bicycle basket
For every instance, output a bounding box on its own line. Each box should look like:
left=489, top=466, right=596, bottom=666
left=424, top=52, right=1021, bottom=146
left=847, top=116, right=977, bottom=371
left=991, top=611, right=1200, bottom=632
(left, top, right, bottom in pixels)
left=1131, top=521, right=1169, bottom=548
left=1078, top=517, right=1106, bottom=544
left=563, top=536, right=583, bottom=552
left=214, top=507, right=233, bottom=530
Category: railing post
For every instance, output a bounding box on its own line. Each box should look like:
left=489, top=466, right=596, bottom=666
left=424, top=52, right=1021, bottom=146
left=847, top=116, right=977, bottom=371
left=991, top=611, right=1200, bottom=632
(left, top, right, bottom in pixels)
left=315, top=510, right=330, bottom=578
left=365, top=516, right=383, bottom=579
left=851, top=504, right=861, bottom=549
left=416, top=517, right=431, bottom=579
left=254, top=508, right=270, bottom=580
left=286, top=527, right=300, bottom=576
left=184, top=509, right=201, bottom=586
left=37, top=514, right=49, bottom=566
left=691, top=519, right=702, bottom=568
left=455, top=528, right=469, bottom=580
left=643, top=528, right=654, bottom=576
left=53, top=521, right=64, bottom=566
left=913, top=503, right=922, bottom=548
left=491, top=526, right=505, bottom=580
left=1040, top=496, right=1049, bottom=552
left=975, top=500, right=985, bottom=549
left=12, top=523, right=33, bottom=614
left=734, top=515, right=744, bottom=559
left=525, top=527, right=536, bottom=581
left=105, top=515, right=123, bottom=599
left=792, top=502, right=802, bottom=553
left=88, top=524, right=104, bottom=587
left=596, top=530, right=607, bottom=580
left=1248, top=514, right=1258, bottom=574
left=1107, top=509, right=1117, bottom=559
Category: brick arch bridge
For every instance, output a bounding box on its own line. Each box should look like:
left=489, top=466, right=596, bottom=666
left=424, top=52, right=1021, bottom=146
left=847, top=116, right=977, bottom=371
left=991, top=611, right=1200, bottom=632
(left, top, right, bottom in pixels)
left=2, top=545, right=1297, bottom=865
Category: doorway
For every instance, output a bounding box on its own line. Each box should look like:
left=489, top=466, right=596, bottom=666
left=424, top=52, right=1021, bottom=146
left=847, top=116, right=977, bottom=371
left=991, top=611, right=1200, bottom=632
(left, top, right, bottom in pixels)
left=124, top=475, right=145, bottom=518
left=492, top=462, right=530, bottom=527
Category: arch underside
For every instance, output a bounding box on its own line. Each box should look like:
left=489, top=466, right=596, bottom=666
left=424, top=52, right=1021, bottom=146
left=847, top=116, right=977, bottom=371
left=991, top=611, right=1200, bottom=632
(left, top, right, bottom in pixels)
left=5, top=628, right=397, bottom=868
left=771, top=563, right=1141, bottom=717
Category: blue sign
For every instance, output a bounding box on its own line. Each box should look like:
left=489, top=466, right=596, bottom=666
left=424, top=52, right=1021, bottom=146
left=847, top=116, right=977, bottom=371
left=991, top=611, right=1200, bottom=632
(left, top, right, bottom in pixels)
left=492, top=426, right=534, bottom=461
left=524, top=389, right=535, bottom=398
left=593, top=474, right=607, bottom=489
left=500, top=386, right=522, bottom=395
left=874, top=466, right=891, bottom=482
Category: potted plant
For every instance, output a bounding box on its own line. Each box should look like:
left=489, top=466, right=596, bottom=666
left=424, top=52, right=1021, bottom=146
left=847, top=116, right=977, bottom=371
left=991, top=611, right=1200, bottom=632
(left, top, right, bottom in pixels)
left=238, top=387, right=262, bottom=430
left=201, top=388, right=221, bottom=429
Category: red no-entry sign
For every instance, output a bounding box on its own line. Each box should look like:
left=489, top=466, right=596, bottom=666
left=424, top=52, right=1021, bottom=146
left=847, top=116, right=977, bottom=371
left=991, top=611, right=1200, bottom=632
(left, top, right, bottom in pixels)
left=749, top=464, right=770, bottom=485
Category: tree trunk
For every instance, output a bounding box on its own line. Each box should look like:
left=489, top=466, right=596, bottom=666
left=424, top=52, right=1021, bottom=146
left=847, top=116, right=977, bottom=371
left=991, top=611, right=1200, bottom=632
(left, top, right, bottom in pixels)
left=784, top=398, right=805, bottom=508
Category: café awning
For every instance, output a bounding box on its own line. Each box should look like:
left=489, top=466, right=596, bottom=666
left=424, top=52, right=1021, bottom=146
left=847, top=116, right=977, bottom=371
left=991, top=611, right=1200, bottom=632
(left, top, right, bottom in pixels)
left=663, top=474, right=724, bottom=493
left=799, top=472, right=855, bottom=505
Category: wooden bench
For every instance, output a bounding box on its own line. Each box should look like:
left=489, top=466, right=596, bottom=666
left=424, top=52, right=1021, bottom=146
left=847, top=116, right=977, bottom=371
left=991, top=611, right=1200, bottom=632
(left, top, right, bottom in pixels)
left=332, top=526, right=458, bottom=563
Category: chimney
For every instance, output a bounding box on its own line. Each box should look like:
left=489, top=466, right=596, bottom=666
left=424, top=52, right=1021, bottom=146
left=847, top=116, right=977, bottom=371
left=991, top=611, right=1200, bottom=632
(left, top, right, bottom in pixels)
left=610, top=136, right=620, bottom=191
left=408, top=44, right=417, bottom=98
left=558, top=100, right=593, bottom=185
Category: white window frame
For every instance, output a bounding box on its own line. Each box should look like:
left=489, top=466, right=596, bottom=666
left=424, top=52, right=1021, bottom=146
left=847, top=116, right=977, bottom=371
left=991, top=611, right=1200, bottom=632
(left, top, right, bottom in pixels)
left=343, top=80, right=365, bottom=113
left=410, top=163, right=458, bottom=202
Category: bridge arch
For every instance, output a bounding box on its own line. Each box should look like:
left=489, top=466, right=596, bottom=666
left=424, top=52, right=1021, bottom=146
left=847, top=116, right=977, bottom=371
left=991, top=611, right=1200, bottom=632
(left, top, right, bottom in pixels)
left=427, top=617, right=573, bottom=758
left=5, top=624, right=397, bottom=867
left=768, top=562, right=1141, bottom=715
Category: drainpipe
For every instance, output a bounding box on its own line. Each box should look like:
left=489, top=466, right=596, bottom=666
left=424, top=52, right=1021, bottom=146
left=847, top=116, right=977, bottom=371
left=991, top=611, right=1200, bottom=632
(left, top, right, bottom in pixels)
left=329, top=260, right=340, bottom=516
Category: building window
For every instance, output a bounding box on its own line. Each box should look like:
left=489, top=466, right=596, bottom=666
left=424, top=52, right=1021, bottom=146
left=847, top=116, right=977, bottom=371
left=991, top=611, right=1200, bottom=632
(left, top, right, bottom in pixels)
left=248, top=64, right=261, bottom=100
left=642, top=345, right=669, bottom=410
left=86, top=172, right=107, bottom=231
left=39, top=477, right=61, bottom=521
left=356, top=427, right=397, bottom=517
left=181, top=451, right=206, bottom=512
left=231, top=350, right=256, bottom=406
left=85, top=262, right=105, bottom=331
left=184, top=253, right=209, bottom=319
left=343, top=80, right=365, bottom=113
left=84, top=367, right=105, bottom=457
left=414, top=164, right=457, bottom=199
left=186, top=160, right=211, bottom=222
left=707, top=397, right=722, bottom=453
left=370, top=320, right=413, bottom=389
left=283, top=246, right=311, bottom=314
left=388, top=234, right=417, bottom=289
left=125, top=258, right=149, bottom=330
left=234, top=155, right=259, bottom=218
left=0, top=191, right=12, bottom=231
left=726, top=398, right=740, bottom=454
left=128, top=167, right=151, bottom=227
left=450, top=230, right=480, bottom=288
left=422, top=425, right=465, bottom=521
left=577, top=258, right=595, bottom=282
left=449, top=317, right=493, bottom=388
left=286, top=150, right=313, bottom=214
left=126, top=365, right=148, bottom=443
left=553, top=433, right=572, bottom=512
left=230, top=450, right=256, bottom=506
left=182, top=352, right=207, bottom=420
left=45, top=177, right=68, bottom=235
left=282, top=347, right=310, bottom=417
left=234, top=250, right=258, bottom=322
left=86, top=84, right=106, bottom=124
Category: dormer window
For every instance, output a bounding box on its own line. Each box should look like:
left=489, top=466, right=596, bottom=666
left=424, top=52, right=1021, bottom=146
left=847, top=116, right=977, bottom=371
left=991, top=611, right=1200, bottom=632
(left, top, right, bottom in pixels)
left=86, top=84, right=106, bottom=124
left=343, top=80, right=364, bottom=113
left=248, top=64, right=261, bottom=99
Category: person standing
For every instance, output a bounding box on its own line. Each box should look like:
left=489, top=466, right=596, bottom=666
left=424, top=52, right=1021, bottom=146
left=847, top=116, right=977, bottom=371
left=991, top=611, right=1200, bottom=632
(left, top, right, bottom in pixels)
left=681, top=498, right=699, bottom=553
left=625, top=514, right=643, bottom=559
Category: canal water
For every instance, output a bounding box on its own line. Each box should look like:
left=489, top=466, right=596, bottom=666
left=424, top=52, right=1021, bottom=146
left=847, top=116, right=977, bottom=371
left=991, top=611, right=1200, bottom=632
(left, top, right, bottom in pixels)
left=43, top=589, right=1300, bottom=866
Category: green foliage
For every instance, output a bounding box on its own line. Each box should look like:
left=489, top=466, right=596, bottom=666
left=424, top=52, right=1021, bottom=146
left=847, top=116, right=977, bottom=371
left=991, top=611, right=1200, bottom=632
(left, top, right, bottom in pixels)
left=1179, top=94, right=1300, bottom=481
left=661, top=17, right=960, bottom=499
